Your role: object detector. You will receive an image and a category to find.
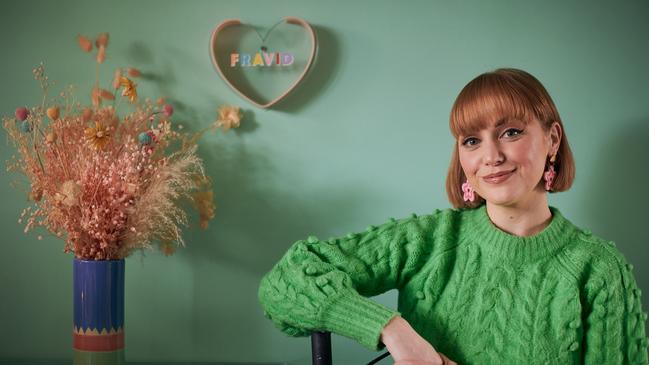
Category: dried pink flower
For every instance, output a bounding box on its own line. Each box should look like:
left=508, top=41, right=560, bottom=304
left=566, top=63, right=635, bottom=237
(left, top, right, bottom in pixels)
left=30, top=186, right=43, bottom=202
left=163, top=104, right=173, bottom=117
left=57, top=180, right=82, bottom=207
left=15, top=107, right=29, bottom=121
left=3, top=35, right=218, bottom=260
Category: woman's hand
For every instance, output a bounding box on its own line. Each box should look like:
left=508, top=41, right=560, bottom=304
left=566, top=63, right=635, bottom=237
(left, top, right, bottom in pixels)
left=381, top=316, right=458, bottom=365
left=394, top=352, right=457, bottom=365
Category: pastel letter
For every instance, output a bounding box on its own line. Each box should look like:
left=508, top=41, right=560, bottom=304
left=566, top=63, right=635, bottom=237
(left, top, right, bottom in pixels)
left=263, top=52, right=275, bottom=66
left=252, top=53, right=264, bottom=66
left=230, top=53, right=239, bottom=67
left=282, top=53, right=294, bottom=66
left=241, top=54, right=251, bottom=67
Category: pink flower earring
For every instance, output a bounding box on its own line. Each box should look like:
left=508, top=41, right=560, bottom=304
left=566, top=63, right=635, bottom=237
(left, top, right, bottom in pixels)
left=462, top=180, right=475, bottom=202
left=544, top=154, right=557, bottom=191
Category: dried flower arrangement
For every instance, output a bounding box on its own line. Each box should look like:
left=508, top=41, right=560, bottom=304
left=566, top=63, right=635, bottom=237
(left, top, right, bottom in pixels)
left=3, top=32, right=242, bottom=260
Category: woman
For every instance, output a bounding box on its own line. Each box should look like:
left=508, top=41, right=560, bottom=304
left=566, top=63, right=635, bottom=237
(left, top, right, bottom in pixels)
left=258, top=68, right=649, bottom=365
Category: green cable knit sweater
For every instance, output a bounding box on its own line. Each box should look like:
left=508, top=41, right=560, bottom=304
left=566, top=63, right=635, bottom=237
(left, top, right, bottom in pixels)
left=258, top=205, right=649, bottom=364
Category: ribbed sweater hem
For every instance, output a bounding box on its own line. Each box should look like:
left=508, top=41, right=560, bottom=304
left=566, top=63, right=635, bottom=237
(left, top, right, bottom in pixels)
left=319, top=292, right=400, bottom=350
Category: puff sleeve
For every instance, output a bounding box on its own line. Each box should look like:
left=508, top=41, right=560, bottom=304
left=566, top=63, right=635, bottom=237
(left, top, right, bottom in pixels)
left=583, top=249, right=649, bottom=364
left=257, top=213, right=438, bottom=350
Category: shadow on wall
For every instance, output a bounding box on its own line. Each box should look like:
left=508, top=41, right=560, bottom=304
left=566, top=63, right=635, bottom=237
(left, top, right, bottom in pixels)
left=122, top=28, right=368, bottom=362
left=181, top=25, right=345, bottom=274
left=582, top=117, right=649, bottom=313
left=273, top=26, right=341, bottom=113
left=178, top=136, right=378, bottom=362
left=184, top=26, right=367, bottom=362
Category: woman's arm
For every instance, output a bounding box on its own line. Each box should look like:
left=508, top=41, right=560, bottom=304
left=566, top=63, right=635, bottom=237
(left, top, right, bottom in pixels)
left=258, top=213, right=439, bottom=350
left=583, top=251, right=649, bottom=364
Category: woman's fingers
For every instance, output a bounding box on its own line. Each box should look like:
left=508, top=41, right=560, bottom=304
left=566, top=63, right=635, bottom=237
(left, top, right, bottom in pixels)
left=394, top=361, right=443, bottom=365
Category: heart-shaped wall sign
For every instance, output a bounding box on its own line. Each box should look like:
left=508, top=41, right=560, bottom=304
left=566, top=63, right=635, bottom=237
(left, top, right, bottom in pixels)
left=209, top=17, right=317, bottom=109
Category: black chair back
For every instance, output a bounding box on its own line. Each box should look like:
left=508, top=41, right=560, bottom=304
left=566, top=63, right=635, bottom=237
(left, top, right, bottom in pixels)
left=311, top=331, right=332, bottom=365
left=310, top=331, right=390, bottom=365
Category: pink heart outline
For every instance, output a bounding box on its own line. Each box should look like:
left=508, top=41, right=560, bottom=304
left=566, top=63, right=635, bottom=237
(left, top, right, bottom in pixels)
left=209, top=17, right=318, bottom=109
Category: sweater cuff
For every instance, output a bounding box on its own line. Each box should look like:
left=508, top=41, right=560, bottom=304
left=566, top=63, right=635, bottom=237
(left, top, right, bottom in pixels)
left=319, top=292, right=400, bottom=351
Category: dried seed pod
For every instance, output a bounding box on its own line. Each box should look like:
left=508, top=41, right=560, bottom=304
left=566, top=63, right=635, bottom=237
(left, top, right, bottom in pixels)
left=127, top=68, right=141, bottom=77
left=112, top=69, right=122, bottom=89
left=96, top=45, right=106, bottom=64
left=99, top=89, right=115, bottom=100
left=46, top=132, right=57, bottom=143
left=77, top=35, right=92, bottom=52
left=82, top=108, right=93, bottom=122
left=95, top=32, right=109, bottom=48
left=91, top=87, right=101, bottom=107
left=46, top=106, right=60, bottom=120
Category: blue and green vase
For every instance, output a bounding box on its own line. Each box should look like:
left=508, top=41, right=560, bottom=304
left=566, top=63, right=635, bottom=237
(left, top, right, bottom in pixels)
left=73, top=259, right=125, bottom=365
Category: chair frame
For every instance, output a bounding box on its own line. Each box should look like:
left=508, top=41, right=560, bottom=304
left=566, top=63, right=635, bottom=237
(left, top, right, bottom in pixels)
left=310, top=331, right=390, bottom=365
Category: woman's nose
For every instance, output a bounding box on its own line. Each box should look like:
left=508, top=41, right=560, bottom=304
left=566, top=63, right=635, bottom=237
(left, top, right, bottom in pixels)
left=482, top=140, right=505, bottom=166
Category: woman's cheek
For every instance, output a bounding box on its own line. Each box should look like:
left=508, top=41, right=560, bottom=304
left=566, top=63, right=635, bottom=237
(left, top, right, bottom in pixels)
left=521, top=142, right=545, bottom=174
left=459, top=152, right=477, bottom=178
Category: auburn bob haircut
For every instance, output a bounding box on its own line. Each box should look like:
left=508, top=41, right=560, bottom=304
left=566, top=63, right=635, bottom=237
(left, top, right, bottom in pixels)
left=446, top=68, right=575, bottom=209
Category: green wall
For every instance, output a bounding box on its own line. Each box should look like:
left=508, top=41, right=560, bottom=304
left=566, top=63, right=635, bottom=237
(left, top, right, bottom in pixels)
left=1, top=0, right=648, bottom=363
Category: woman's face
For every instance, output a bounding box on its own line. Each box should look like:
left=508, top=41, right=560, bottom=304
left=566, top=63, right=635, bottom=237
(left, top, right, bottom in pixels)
left=457, top=117, right=560, bottom=207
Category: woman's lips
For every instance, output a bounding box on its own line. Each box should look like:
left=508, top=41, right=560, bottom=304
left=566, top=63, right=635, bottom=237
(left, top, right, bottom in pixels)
left=482, top=169, right=515, bottom=184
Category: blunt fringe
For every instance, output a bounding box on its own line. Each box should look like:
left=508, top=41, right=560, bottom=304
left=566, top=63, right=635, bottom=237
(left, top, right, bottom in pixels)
left=446, top=68, right=575, bottom=209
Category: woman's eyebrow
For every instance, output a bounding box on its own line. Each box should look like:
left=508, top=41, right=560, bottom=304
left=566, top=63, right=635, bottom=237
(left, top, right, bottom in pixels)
left=492, top=117, right=527, bottom=129
left=460, top=117, right=520, bottom=138
left=493, top=118, right=511, bottom=128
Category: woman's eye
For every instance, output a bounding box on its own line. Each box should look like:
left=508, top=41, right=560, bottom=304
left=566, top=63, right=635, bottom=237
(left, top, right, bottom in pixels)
left=503, top=128, right=523, bottom=138
left=462, top=137, right=478, bottom=146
